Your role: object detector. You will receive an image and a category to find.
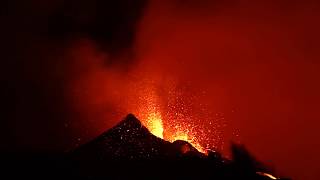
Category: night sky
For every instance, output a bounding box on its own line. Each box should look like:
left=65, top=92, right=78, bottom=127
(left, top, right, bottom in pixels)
left=1, top=1, right=320, bottom=180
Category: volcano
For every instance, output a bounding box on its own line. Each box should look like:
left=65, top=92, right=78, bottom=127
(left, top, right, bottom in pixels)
left=68, top=114, right=289, bottom=180
left=71, top=114, right=204, bottom=161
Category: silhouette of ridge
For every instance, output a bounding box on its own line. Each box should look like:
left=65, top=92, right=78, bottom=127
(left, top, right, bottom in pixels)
left=70, top=114, right=204, bottom=161
left=67, top=114, right=290, bottom=179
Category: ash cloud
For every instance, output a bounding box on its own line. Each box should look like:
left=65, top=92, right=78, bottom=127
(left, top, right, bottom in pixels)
left=134, top=2, right=320, bottom=180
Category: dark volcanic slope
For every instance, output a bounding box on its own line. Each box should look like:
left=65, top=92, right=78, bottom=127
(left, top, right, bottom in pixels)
left=68, top=114, right=289, bottom=179
left=71, top=114, right=204, bottom=161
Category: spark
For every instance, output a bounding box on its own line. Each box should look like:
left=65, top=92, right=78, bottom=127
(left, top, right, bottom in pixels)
left=129, top=78, right=223, bottom=154
left=256, top=172, right=278, bottom=180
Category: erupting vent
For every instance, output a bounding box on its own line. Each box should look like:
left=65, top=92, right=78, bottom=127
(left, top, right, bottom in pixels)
left=131, top=82, right=220, bottom=154
left=143, top=113, right=207, bottom=153
left=145, top=112, right=164, bottom=138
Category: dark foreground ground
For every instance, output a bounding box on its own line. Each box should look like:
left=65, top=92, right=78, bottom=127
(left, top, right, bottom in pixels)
left=0, top=114, right=290, bottom=180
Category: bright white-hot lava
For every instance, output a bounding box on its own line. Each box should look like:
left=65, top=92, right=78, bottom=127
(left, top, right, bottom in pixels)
left=145, top=112, right=164, bottom=138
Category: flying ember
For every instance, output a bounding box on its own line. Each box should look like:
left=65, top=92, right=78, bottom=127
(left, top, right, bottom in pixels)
left=129, top=78, right=222, bottom=155
left=141, top=109, right=207, bottom=154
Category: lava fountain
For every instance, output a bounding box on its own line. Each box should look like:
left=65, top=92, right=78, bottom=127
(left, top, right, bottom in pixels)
left=141, top=108, right=207, bottom=154
left=145, top=112, right=164, bottom=139
left=130, top=80, right=217, bottom=154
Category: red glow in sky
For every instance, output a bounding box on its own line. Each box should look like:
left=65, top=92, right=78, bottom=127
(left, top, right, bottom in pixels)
left=65, top=1, right=320, bottom=180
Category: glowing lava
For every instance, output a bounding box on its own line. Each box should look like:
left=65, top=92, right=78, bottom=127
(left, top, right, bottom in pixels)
left=142, top=111, right=207, bottom=154
left=165, top=128, right=207, bottom=154
left=130, top=79, right=220, bottom=155
left=145, top=112, right=164, bottom=138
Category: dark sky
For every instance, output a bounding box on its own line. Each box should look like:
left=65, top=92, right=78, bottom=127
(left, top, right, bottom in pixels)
left=1, top=1, right=320, bottom=180
left=1, top=0, right=147, bottom=151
